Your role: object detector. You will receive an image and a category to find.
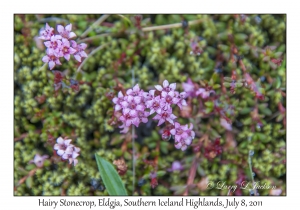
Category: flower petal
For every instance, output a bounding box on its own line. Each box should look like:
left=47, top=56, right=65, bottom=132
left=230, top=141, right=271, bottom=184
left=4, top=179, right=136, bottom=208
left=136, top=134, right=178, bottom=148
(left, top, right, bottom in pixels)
left=169, top=83, right=176, bottom=90
left=163, top=80, right=169, bottom=88
left=57, top=25, right=64, bottom=33
left=49, top=61, right=55, bottom=70
left=65, top=24, right=72, bottom=32
left=155, top=85, right=163, bottom=91
left=68, top=32, right=77, bottom=39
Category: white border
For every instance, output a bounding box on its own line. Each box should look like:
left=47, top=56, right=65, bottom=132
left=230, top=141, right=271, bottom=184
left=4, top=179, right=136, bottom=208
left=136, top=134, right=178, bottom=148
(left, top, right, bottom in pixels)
left=2, top=0, right=298, bottom=209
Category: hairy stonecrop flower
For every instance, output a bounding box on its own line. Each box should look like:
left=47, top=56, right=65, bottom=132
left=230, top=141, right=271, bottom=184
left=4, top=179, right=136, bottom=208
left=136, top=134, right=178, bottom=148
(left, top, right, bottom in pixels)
left=54, top=137, right=80, bottom=166
left=39, top=23, right=87, bottom=70
left=70, top=40, right=88, bottom=62
left=170, top=122, right=195, bottom=151
left=167, top=161, right=184, bottom=172
left=112, top=80, right=195, bottom=151
left=29, top=154, right=49, bottom=168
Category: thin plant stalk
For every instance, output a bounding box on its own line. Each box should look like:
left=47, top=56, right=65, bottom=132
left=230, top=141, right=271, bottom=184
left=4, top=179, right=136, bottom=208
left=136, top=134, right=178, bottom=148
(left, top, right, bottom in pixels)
left=80, top=14, right=110, bottom=38
left=248, top=150, right=257, bottom=195
left=142, top=19, right=202, bottom=32
left=76, top=43, right=109, bottom=73
left=131, top=68, right=135, bottom=195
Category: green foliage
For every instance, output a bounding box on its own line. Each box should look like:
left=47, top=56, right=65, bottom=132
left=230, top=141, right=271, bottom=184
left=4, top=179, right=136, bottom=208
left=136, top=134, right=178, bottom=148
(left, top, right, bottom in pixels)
left=14, top=14, right=286, bottom=196
left=95, top=154, right=127, bottom=195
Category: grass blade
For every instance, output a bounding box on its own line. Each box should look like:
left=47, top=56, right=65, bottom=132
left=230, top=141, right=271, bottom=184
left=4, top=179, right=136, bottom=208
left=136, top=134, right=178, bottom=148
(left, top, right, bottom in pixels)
left=95, top=154, right=127, bottom=195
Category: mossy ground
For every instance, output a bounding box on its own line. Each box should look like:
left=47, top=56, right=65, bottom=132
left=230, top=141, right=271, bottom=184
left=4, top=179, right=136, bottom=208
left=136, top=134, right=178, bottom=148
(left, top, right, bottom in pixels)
left=14, top=14, right=286, bottom=196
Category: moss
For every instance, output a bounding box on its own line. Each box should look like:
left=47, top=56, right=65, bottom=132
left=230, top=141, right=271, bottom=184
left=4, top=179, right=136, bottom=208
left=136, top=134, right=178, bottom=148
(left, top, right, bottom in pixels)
left=14, top=14, right=285, bottom=196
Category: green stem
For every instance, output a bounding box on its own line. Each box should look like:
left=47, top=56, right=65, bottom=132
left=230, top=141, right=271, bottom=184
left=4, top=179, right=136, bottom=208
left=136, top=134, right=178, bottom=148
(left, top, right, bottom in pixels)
left=77, top=33, right=111, bottom=43
left=131, top=68, right=135, bottom=195
left=248, top=151, right=256, bottom=195
left=80, top=14, right=110, bottom=38
left=142, top=19, right=202, bottom=32
left=76, top=43, right=109, bottom=73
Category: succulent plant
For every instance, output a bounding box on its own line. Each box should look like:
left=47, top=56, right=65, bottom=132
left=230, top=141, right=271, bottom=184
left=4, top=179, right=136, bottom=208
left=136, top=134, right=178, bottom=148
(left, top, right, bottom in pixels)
left=14, top=14, right=286, bottom=196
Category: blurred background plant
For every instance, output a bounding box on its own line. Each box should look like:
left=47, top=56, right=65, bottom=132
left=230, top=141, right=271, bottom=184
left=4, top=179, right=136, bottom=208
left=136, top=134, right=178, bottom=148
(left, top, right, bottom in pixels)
left=14, top=14, right=286, bottom=196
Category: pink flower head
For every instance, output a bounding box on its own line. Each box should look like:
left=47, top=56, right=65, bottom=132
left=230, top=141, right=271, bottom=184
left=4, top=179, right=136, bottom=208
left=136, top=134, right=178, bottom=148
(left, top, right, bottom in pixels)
left=143, top=89, right=155, bottom=101
left=62, top=146, right=80, bottom=166
left=70, top=40, right=88, bottom=62
left=132, top=111, right=150, bottom=127
left=146, top=95, right=166, bottom=115
left=220, top=118, right=232, bottom=131
left=29, top=154, right=49, bottom=168
left=112, top=91, right=125, bottom=111
left=57, top=24, right=76, bottom=39
left=119, top=123, right=130, bottom=133
left=168, top=161, right=184, bottom=172
left=196, top=88, right=215, bottom=99
left=175, top=91, right=188, bottom=110
left=190, top=38, right=202, bottom=55
left=54, top=137, right=72, bottom=156
left=171, top=122, right=195, bottom=151
left=121, top=95, right=145, bottom=115
left=42, top=53, right=62, bottom=70
left=44, top=35, right=62, bottom=56
left=119, top=108, right=137, bottom=127
left=58, top=38, right=77, bottom=61
left=182, top=79, right=197, bottom=97
left=161, top=90, right=180, bottom=105
left=155, top=80, right=176, bottom=92
left=126, top=84, right=144, bottom=97
left=153, top=106, right=177, bottom=126
left=39, top=23, right=54, bottom=40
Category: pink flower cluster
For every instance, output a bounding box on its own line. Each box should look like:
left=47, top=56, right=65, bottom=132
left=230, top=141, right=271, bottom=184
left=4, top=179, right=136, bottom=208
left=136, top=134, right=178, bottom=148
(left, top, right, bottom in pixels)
left=54, top=137, right=80, bottom=166
left=112, top=80, right=195, bottom=151
left=38, top=23, right=87, bottom=70
left=182, top=78, right=215, bottom=99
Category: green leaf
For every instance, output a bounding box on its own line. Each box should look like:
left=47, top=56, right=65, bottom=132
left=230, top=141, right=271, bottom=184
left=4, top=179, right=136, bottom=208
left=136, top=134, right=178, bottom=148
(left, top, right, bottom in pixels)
left=117, top=15, right=132, bottom=27
left=156, top=171, right=166, bottom=177
left=213, top=84, right=221, bottom=89
left=223, top=82, right=231, bottom=88
left=275, top=77, right=281, bottom=89
left=95, top=154, right=128, bottom=195
left=205, top=101, right=214, bottom=108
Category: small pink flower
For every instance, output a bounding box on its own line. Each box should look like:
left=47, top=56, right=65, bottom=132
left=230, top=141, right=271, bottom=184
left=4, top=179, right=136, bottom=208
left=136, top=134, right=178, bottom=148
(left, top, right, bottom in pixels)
left=112, top=91, right=125, bottom=111
left=119, top=123, right=130, bottom=133
left=119, top=108, right=137, bottom=127
left=59, top=38, right=77, bottom=61
left=161, top=90, right=179, bottom=105
left=57, top=24, right=77, bottom=39
left=155, top=80, right=176, bottom=92
left=44, top=35, right=62, bottom=56
left=182, top=79, right=197, bottom=97
left=171, top=122, right=195, bottom=151
left=132, top=111, right=150, bottom=127
left=120, top=95, right=145, bottom=118
left=42, top=53, right=61, bottom=70
left=54, top=137, right=72, bottom=156
left=175, top=91, right=188, bottom=110
left=62, top=146, right=80, bottom=166
left=126, top=84, right=144, bottom=97
left=143, top=89, right=155, bottom=101
left=196, top=88, right=215, bottom=99
left=146, top=96, right=166, bottom=115
left=29, top=154, right=49, bottom=167
left=70, top=40, right=88, bottom=62
left=38, top=23, right=54, bottom=40
left=153, top=106, right=177, bottom=126
left=168, top=161, right=184, bottom=172
left=220, top=118, right=232, bottom=131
